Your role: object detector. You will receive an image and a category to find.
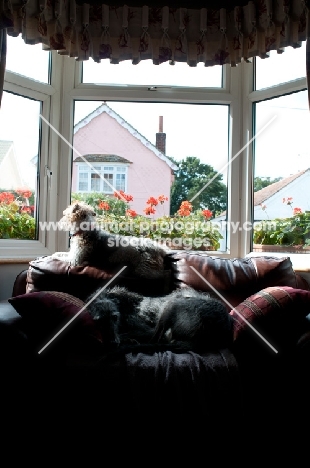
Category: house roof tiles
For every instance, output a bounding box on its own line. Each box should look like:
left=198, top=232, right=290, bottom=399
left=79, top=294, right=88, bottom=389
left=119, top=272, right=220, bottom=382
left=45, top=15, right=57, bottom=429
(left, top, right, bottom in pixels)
left=73, top=154, right=132, bottom=164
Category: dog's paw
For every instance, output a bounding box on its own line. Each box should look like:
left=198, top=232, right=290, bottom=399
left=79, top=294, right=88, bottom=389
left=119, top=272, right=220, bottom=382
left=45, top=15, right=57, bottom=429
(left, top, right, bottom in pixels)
left=51, top=252, right=70, bottom=261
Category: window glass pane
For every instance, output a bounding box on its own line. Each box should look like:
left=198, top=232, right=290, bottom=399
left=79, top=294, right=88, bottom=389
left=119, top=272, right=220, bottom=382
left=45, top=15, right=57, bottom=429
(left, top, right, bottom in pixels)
left=6, top=35, right=50, bottom=84
left=116, top=173, right=126, bottom=191
left=103, top=173, right=114, bottom=192
left=82, top=59, right=222, bottom=88
left=72, top=101, right=229, bottom=252
left=255, top=43, right=306, bottom=90
left=253, top=90, right=310, bottom=253
left=0, top=91, right=40, bottom=240
left=79, top=183, right=88, bottom=191
left=91, top=173, right=101, bottom=191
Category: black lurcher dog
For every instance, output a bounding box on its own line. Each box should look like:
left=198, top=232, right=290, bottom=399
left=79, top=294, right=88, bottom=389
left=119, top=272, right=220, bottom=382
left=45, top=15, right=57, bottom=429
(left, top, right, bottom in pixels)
left=151, top=292, right=234, bottom=351
left=86, top=285, right=234, bottom=353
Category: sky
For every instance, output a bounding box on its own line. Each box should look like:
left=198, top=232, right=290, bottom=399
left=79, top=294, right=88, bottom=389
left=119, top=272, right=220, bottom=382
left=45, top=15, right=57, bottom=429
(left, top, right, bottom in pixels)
left=1, top=35, right=309, bottom=190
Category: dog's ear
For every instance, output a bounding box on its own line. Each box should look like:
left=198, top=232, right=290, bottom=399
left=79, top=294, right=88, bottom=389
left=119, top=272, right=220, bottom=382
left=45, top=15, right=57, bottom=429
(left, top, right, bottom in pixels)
left=72, top=203, right=81, bottom=213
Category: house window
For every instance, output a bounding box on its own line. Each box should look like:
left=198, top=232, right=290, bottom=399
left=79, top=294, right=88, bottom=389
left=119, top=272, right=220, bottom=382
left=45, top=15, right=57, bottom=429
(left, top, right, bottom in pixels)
left=76, top=164, right=128, bottom=194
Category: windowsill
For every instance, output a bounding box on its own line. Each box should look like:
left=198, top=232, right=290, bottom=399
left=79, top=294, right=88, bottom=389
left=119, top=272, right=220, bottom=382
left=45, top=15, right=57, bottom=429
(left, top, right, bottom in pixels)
left=1, top=250, right=308, bottom=273
left=0, top=257, right=37, bottom=264
left=0, top=239, right=53, bottom=263
left=246, top=251, right=310, bottom=273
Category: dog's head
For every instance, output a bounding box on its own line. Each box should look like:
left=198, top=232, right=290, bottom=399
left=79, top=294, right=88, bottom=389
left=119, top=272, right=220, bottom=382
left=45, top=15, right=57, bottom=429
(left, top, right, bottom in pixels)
left=59, top=201, right=97, bottom=234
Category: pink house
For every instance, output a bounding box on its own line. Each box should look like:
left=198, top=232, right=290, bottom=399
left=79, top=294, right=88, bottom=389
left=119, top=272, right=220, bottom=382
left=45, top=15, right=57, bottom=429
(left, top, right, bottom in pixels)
left=72, top=103, right=177, bottom=217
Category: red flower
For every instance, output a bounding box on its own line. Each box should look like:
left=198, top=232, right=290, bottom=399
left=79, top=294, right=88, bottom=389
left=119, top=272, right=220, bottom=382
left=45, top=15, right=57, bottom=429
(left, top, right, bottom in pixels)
left=177, top=201, right=193, bottom=216
left=0, top=192, right=15, bottom=204
left=16, top=188, right=32, bottom=199
left=20, top=206, right=31, bottom=213
left=114, top=190, right=133, bottom=202
left=202, top=209, right=213, bottom=219
left=98, top=201, right=110, bottom=211
left=123, top=192, right=133, bottom=202
left=146, top=197, right=158, bottom=206
left=293, top=207, right=303, bottom=215
left=283, top=197, right=293, bottom=205
left=144, top=206, right=156, bottom=215
left=177, top=208, right=191, bottom=217
left=158, top=195, right=168, bottom=204
left=126, top=209, right=137, bottom=217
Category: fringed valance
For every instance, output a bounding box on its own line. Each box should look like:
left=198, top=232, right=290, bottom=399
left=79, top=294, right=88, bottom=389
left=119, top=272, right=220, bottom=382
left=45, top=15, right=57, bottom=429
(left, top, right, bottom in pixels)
left=0, top=0, right=308, bottom=65
left=0, top=1, right=309, bottom=106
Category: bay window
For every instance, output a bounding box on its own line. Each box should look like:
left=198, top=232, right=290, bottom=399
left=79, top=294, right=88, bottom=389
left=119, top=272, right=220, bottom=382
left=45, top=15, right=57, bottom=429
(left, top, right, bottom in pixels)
left=0, top=17, right=308, bottom=261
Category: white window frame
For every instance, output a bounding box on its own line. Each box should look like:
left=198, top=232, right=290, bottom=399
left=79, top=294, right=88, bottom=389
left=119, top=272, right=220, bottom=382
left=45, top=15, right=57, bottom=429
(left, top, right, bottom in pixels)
left=0, top=51, right=63, bottom=259
left=1, top=46, right=308, bottom=264
left=58, top=61, right=239, bottom=257
left=240, top=62, right=308, bottom=259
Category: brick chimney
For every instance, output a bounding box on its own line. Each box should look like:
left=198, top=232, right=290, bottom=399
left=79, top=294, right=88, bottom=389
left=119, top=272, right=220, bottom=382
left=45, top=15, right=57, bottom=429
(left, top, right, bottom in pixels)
left=155, top=116, right=166, bottom=154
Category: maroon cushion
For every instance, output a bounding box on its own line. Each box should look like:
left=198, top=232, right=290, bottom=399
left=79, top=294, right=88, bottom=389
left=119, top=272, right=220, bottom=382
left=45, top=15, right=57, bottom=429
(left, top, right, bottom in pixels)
left=230, top=286, right=310, bottom=354
left=171, top=252, right=309, bottom=310
left=8, top=291, right=103, bottom=358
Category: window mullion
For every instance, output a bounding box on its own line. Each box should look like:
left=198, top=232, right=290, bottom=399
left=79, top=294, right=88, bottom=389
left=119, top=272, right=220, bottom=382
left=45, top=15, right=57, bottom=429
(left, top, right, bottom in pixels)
left=239, top=59, right=255, bottom=258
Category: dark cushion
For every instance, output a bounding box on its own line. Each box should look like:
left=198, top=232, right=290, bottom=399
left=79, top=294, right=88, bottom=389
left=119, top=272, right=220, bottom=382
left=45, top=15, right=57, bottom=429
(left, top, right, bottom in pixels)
left=170, top=252, right=309, bottom=310
left=230, top=286, right=310, bottom=355
left=8, top=291, right=103, bottom=361
left=26, top=255, right=173, bottom=300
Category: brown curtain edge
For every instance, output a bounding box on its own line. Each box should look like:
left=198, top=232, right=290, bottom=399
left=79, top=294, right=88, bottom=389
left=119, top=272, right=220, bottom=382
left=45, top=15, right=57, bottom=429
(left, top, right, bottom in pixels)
left=307, top=38, right=310, bottom=111
left=0, top=29, right=6, bottom=108
left=74, top=0, right=250, bottom=8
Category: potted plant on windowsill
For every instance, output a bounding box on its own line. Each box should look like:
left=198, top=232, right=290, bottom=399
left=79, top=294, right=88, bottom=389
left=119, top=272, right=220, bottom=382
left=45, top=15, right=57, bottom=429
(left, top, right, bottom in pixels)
left=253, top=197, right=310, bottom=254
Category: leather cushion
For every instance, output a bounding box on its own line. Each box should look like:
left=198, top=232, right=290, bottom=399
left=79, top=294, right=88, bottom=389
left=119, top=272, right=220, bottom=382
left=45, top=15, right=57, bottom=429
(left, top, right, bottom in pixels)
left=26, top=255, right=173, bottom=300
left=170, top=252, right=309, bottom=310
left=8, top=291, right=103, bottom=361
